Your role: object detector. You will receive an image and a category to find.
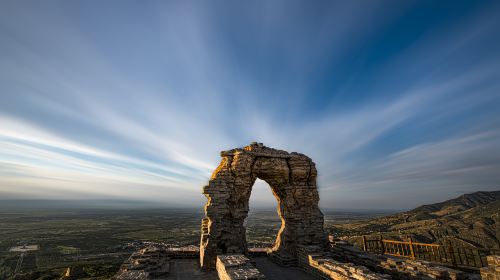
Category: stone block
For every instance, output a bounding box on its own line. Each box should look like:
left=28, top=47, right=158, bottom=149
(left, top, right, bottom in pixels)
left=216, top=254, right=265, bottom=280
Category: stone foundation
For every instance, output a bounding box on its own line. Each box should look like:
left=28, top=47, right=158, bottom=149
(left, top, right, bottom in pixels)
left=297, top=245, right=390, bottom=279
left=329, top=243, right=475, bottom=280
left=165, top=245, right=199, bottom=259
left=114, top=244, right=483, bottom=280
left=114, top=246, right=170, bottom=280
left=480, top=255, right=499, bottom=280
left=216, top=254, right=265, bottom=280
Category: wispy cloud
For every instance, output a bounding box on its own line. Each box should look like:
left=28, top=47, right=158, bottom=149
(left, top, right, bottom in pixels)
left=1, top=1, right=499, bottom=209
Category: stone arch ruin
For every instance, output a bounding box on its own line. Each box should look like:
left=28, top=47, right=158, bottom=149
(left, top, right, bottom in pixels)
left=200, top=143, right=327, bottom=269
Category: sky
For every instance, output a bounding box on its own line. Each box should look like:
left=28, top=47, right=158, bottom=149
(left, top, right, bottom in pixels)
left=1, top=0, right=500, bottom=210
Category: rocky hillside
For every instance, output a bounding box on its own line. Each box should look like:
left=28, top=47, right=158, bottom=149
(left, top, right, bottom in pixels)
left=332, top=191, right=500, bottom=249
left=408, top=191, right=500, bottom=220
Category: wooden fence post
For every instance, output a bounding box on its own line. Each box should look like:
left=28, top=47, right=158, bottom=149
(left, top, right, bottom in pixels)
left=362, top=235, right=367, bottom=251
left=408, top=237, right=416, bottom=260
left=379, top=234, right=385, bottom=254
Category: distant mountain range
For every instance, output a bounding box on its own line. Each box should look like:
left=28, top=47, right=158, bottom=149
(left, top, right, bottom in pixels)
left=334, top=190, right=500, bottom=249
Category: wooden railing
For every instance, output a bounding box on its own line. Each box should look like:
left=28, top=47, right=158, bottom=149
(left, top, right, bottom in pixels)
left=361, top=235, right=497, bottom=269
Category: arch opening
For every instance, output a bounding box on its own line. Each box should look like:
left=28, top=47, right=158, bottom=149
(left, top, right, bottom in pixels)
left=246, top=178, right=281, bottom=249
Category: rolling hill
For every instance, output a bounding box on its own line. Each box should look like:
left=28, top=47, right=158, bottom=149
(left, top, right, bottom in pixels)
left=332, top=190, right=500, bottom=249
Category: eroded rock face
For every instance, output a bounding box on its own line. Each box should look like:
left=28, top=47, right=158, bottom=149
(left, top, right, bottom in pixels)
left=200, top=143, right=327, bottom=269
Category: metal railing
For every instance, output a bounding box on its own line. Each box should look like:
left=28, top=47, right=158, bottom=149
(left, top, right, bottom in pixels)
left=361, top=235, right=497, bottom=269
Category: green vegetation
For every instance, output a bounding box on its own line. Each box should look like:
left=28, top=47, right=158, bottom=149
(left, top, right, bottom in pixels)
left=0, top=209, right=204, bottom=279
left=1, top=191, right=497, bottom=279
left=0, top=207, right=385, bottom=279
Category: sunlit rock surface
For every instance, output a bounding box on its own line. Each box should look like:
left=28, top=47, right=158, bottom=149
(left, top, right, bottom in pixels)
left=216, top=254, right=265, bottom=280
left=114, top=246, right=170, bottom=280
left=480, top=255, right=500, bottom=280
left=200, top=143, right=327, bottom=269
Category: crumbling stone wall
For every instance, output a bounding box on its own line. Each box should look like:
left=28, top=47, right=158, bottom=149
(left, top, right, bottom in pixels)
left=297, top=245, right=391, bottom=279
left=480, top=255, right=500, bottom=280
left=114, top=246, right=170, bottom=280
left=329, top=243, right=473, bottom=280
left=200, top=143, right=327, bottom=269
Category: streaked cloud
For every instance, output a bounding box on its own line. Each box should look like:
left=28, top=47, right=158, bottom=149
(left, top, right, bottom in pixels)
left=1, top=0, right=499, bottom=209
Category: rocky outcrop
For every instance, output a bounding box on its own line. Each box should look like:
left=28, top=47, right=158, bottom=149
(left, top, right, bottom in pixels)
left=200, top=143, right=327, bottom=269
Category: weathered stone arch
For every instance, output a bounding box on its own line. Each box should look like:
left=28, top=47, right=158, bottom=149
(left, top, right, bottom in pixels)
left=200, top=143, right=327, bottom=269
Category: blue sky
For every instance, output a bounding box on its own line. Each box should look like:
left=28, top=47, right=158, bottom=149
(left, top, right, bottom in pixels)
left=1, top=0, right=499, bottom=209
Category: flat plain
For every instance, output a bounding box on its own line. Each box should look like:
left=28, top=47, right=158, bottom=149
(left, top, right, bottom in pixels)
left=0, top=207, right=384, bottom=279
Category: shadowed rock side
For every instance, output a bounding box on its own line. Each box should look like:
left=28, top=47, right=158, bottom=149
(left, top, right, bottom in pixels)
left=200, top=143, right=327, bottom=269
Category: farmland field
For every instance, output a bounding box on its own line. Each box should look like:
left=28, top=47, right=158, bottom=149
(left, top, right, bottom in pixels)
left=0, top=207, right=384, bottom=279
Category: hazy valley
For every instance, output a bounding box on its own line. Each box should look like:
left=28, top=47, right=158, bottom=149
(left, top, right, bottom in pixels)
left=1, top=191, right=499, bottom=279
